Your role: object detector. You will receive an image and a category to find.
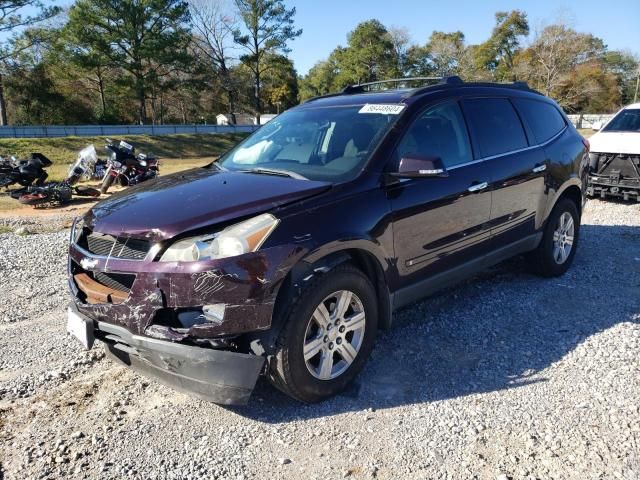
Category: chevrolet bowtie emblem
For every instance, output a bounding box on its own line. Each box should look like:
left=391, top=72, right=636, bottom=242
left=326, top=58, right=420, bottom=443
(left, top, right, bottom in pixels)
left=80, top=258, right=99, bottom=270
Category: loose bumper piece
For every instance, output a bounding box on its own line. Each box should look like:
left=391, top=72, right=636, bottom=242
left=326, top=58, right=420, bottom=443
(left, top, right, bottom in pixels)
left=70, top=305, right=265, bottom=405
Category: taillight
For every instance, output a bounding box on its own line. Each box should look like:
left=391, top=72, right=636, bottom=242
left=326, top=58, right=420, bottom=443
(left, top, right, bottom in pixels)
left=582, top=137, right=590, bottom=152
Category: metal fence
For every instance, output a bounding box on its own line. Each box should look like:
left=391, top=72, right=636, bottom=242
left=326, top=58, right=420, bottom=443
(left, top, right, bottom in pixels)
left=567, top=114, right=615, bottom=129
left=0, top=115, right=619, bottom=138
left=0, top=124, right=259, bottom=138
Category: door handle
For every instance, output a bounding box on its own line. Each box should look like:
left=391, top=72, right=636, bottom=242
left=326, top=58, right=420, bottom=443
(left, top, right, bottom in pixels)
left=467, top=181, right=488, bottom=193
left=532, top=164, right=547, bottom=173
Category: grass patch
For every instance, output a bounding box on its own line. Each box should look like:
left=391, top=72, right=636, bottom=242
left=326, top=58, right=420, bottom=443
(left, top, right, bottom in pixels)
left=578, top=128, right=594, bottom=138
left=0, top=225, right=13, bottom=233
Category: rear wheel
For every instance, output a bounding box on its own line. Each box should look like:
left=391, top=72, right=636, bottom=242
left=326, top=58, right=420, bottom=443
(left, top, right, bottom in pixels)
left=268, top=265, right=378, bottom=403
left=528, top=198, right=580, bottom=277
left=74, top=186, right=101, bottom=197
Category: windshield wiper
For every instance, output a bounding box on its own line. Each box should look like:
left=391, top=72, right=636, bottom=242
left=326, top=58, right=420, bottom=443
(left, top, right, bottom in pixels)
left=243, top=167, right=308, bottom=180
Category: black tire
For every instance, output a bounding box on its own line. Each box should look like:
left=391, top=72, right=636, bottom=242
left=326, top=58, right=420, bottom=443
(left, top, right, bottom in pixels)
left=268, top=264, right=378, bottom=403
left=528, top=198, right=580, bottom=277
left=100, top=174, right=115, bottom=194
left=74, top=186, right=101, bottom=197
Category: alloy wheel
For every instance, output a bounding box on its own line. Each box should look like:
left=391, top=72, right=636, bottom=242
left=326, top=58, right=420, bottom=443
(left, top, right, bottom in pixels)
left=552, top=211, right=575, bottom=265
left=303, top=290, right=366, bottom=380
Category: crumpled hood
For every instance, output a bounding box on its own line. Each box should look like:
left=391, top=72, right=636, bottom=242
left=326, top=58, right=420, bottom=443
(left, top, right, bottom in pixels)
left=85, top=168, right=331, bottom=241
left=589, top=131, right=640, bottom=155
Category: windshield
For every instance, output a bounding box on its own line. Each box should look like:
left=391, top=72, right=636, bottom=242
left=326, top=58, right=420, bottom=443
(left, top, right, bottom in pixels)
left=218, top=104, right=404, bottom=182
left=603, top=109, right=640, bottom=132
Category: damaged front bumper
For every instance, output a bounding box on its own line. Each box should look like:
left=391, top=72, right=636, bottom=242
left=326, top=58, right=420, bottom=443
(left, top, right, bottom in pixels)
left=69, top=304, right=265, bottom=404
left=67, top=228, right=307, bottom=404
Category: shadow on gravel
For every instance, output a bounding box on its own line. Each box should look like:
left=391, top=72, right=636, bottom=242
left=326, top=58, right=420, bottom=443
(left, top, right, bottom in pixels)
left=230, top=224, right=640, bottom=423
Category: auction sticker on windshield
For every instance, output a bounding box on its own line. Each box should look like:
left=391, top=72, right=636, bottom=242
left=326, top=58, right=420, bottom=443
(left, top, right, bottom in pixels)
left=359, top=104, right=406, bottom=115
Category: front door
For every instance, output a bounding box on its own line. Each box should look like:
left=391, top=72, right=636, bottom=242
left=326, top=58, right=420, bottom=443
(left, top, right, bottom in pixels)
left=387, top=100, right=492, bottom=290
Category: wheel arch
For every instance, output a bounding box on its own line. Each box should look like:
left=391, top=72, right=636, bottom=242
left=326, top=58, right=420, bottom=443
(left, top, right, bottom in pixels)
left=256, top=243, right=392, bottom=354
left=545, top=179, right=583, bottom=224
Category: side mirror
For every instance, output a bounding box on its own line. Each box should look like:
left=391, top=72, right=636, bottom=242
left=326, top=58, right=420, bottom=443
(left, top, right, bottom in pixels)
left=390, top=155, right=448, bottom=178
left=592, top=121, right=603, bottom=131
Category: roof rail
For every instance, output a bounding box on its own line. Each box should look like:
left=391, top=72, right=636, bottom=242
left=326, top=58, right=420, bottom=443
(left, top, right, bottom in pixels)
left=342, top=76, right=463, bottom=94
left=304, top=76, right=537, bottom=104
left=407, top=78, right=536, bottom=97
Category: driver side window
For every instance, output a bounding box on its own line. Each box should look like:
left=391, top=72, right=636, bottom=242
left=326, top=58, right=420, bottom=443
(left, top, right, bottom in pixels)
left=396, top=101, right=473, bottom=168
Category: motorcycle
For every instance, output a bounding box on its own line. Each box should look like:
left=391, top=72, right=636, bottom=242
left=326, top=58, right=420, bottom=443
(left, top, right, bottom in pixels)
left=0, top=152, right=52, bottom=189
left=100, top=139, right=159, bottom=194
left=18, top=145, right=101, bottom=207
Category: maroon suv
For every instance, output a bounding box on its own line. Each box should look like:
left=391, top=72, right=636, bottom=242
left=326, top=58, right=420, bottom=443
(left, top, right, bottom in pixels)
left=67, top=77, right=588, bottom=404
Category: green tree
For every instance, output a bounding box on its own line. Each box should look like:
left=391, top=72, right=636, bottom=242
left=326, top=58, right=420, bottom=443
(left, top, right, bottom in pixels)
left=404, top=31, right=466, bottom=77
left=336, top=19, right=398, bottom=85
left=58, top=26, right=115, bottom=121
left=298, top=57, right=339, bottom=100
left=602, top=50, right=639, bottom=105
left=66, top=0, right=193, bottom=125
left=261, top=53, right=297, bottom=112
left=474, top=10, right=529, bottom=80
left=233, top=0, right=302, bottom=123
left=299, top=19, right=400, bottom=99
left=513, top=24, right=620, bottom=112
left=0, top=1, right=61, bottom=125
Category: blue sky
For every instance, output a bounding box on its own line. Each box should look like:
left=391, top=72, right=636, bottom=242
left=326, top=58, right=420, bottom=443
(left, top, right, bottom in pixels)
left=7, top=0, right=640, bottom=75
left=287, top=0, right=640, bottom=74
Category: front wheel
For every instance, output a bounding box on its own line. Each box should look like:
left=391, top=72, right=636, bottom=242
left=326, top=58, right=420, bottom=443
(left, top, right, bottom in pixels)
left=528, top=198, right=580, bottom=277
left=100, top=170, right=115, bottom=194
left=268, top=265, right=378, bottom=403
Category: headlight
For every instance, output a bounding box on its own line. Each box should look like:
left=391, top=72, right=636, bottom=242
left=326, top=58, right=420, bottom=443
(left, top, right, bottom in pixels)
left=70, top=217, right=84, bottom=244
left=160, top=213, right=279, bottom=262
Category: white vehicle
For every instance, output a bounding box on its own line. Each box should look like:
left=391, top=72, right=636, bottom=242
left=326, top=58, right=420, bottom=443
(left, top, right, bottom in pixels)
left=587, top=104, right=640, bottom=201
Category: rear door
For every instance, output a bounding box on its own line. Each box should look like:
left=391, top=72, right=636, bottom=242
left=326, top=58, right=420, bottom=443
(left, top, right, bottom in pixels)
left=462, top=97, right=547, bottom=248
left=388, top=100, right=492, bottom=289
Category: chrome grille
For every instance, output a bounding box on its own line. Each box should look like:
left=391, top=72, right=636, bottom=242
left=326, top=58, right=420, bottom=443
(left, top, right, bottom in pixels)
left=94, top=272, right=135, bottom=292
left=86, top=232, right=150, bottom=260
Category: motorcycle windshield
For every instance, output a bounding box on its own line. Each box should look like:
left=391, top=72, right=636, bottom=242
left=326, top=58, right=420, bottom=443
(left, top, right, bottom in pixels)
left=68, top=145, right=98, bottom=180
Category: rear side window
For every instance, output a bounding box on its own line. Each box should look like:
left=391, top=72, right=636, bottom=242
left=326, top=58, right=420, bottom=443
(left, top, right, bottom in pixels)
left=513, top=98, right=566, bottom=143
left=463, top=98, right=528, bottom=157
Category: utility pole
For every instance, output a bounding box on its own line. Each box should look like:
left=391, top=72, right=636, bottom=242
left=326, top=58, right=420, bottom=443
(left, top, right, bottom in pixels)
left=634, top=67, right=639, bottom=103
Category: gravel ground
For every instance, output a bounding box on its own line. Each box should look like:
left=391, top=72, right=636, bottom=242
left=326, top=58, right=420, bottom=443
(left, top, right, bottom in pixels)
left=0, top=199, right=639, bottom=480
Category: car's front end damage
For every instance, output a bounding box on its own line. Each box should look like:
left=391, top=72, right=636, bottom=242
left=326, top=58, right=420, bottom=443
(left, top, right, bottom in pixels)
left=64, top=165, right=335, bottom=404
left=587, top=151, right=640, bottom=201
left=67, top=218, right=306, bottom=404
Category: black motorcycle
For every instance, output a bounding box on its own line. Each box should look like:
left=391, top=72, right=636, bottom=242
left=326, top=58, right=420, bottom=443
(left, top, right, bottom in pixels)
left=100, top=139, right=159, bottom=194
left=0, top=153, right=52, bottom=189
left=18, top=146, right=101, bottom=207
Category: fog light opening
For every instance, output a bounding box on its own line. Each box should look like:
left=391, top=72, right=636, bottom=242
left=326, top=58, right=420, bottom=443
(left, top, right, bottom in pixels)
left=202, top=304, right=226, bottom=325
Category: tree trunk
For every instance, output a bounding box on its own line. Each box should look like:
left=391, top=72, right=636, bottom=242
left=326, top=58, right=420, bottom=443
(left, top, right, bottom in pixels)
left=254, top=33, right=261, bottom=125
left=229, top=95, right=237, bottom=125
left=137, top=80, right=146, bottom=125
left=97, top=67, right=107, bottom=120
left=254, top=66, right=261, bottom=125
left=0, top=74, right=8, bottom=126
left=151, top=94, right=157, bottom=125
left=180, top=101, right=187, bottom=124
left=223, top=69, right=237, bottom=124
